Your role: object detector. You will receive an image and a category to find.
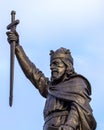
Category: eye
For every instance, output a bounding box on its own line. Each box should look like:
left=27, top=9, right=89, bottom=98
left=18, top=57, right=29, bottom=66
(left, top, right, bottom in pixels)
left=55, top=61, right=60, bottom=66
left=50, top=62, right=58, bottom=68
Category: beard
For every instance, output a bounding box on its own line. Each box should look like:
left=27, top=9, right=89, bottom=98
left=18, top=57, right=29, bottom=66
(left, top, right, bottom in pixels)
left=51, top=71, right=66, bottom=84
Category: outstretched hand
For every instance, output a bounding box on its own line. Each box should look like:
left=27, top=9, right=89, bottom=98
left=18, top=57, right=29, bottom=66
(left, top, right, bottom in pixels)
left=6, top=31, right=19, bottom=46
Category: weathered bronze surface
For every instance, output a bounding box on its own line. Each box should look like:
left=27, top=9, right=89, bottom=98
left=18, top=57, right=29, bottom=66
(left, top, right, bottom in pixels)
left=6, top=12, right=97, bottom=130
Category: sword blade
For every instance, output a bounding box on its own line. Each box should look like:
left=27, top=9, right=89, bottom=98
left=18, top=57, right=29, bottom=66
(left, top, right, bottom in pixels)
left=9, top=41, right=15, bottom=107
left=9, top=10, right=16, bottom=107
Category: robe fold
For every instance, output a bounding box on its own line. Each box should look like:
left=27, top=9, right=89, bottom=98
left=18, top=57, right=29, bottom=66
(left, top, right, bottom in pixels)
left=48, top=75, right=96, bottom=130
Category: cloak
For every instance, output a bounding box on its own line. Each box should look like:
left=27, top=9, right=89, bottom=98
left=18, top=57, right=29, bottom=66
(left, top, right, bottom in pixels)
left=48, top=74, right=96, bottom=130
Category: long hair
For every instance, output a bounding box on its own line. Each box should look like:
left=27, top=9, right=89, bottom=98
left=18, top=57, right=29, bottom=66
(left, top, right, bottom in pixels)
left=61, top=58, right=76, bottom=79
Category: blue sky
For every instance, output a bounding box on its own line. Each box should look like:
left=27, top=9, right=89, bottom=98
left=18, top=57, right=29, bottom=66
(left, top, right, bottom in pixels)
left=0, top=0, right=104, bottom=129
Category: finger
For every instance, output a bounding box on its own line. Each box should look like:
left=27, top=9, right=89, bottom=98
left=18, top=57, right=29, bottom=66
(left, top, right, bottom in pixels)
left=14, top=30, right=19, bottom=37
left=6, top=31, right=14, bottom=36
left=6, top=31, right=10, bottom=35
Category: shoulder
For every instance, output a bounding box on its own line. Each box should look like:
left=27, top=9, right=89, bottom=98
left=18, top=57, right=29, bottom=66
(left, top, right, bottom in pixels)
left=69, top=74, right=91, bottom=95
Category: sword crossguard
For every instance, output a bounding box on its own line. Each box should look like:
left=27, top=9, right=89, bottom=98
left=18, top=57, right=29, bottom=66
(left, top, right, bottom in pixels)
left=7, top=20, right=20, bottom=30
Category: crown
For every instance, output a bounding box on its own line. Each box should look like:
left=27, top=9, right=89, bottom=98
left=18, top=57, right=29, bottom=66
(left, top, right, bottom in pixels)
left=50, top=47, right=73, bottom=65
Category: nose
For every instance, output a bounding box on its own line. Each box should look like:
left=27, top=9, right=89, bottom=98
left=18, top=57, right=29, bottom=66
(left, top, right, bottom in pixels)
left=50, top=64, right=57, bottom=70
left=50, top=64, right=54, bottom=70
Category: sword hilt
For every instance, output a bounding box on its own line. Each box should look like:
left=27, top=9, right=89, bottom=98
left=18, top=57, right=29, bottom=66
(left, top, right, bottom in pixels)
left=7, top=20, right=19, bottom=30
left=11, top=10, right=16, bottom=21
left=7, top=10, right=19, bottom=32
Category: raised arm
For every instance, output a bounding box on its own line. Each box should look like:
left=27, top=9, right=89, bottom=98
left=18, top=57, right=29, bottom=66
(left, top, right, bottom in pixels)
left=6, top=31, right=49, bottom=98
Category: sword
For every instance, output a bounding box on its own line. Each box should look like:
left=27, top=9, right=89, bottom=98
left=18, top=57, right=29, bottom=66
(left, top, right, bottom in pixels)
left=7, top=10, right=19, bottom=107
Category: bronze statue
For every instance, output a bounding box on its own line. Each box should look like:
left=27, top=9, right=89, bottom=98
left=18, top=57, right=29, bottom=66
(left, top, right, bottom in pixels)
left=6, top=17, right=97, bottom=130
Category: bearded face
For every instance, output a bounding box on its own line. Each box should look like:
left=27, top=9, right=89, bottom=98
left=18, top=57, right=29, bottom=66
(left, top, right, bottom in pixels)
left=50, top=58, right=66, bottom=83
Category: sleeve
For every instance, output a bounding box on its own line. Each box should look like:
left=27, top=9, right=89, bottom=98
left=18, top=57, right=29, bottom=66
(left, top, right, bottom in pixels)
left=15, top=45, right=49, bottom=98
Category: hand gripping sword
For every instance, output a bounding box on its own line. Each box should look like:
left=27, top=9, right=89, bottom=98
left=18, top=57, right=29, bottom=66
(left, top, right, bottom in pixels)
left=7, top=10, right=19, bottom=107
